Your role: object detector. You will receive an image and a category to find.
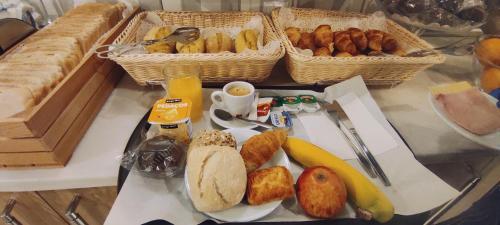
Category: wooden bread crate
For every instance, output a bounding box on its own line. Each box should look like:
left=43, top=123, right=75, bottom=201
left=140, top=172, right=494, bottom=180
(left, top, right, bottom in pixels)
left=0, top=8, right=138, bottom=167
left=0, top=8, right=138, bottom=139
left=0, top=66, right=123, bottom=167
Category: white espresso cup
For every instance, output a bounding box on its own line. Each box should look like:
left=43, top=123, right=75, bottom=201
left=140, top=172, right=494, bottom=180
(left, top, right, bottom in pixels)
left=211, top=81, right=255, bottom=116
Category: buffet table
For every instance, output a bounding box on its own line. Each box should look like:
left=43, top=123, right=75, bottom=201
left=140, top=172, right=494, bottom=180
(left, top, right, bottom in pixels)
left=0, top=55, right=498, bottom=225
left=0, top=55, right=495, bottom=192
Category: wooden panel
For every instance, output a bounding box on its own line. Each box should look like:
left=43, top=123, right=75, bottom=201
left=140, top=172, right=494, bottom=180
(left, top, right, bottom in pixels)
left=0, top=192, right=68, bottom=225
left=0, top=66, right=123, bottom=167
left=0, top=60, right=116, bottom=153
left=38, top=186, right=117, bottom=225
left=0, top=7, right=138, bottom=138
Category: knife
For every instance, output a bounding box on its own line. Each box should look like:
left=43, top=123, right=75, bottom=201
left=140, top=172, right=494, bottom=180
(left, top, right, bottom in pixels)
left=327, top=102, right=392, bottom=187
left=321, top=102, right=378, bottom=179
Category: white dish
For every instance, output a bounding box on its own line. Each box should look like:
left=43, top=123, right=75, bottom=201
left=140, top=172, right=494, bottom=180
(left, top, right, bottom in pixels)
left=185, top=128, right=290, bottom=222
left=209, top=104, right=258, bottom=130
left=429, top=92, right=500, bottom=150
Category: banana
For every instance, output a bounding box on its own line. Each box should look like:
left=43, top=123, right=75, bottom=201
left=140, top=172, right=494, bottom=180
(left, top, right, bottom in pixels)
left=282, top=137, right=394, bottom=223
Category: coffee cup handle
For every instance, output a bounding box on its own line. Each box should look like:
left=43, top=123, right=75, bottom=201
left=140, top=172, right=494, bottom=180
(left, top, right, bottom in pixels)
left=211, top=91, right=225, bottom=108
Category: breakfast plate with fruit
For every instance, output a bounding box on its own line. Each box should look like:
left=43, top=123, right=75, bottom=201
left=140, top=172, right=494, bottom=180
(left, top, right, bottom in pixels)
left=184, top=129, right=291, bottom=222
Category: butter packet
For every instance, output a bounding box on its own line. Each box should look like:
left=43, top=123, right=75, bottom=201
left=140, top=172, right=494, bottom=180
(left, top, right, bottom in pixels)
left=148, top=98, right=193, bottom=144
left=299, top=95, right=321, bottom=113
left=282, top=96, right=302, bottom=114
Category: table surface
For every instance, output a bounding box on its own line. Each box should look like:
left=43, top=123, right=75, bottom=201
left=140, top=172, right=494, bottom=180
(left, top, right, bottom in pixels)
left=0, top=53, right=498, bottom=192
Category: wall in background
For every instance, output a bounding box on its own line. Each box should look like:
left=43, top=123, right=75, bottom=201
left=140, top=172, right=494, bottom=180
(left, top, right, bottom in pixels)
left=28, top=0, right=380, bottom=18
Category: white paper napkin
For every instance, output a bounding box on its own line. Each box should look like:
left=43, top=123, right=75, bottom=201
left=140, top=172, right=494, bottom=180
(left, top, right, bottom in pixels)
left=336, top=92, right=399, bottom=154
left=296, top=111, right=355, bottom=159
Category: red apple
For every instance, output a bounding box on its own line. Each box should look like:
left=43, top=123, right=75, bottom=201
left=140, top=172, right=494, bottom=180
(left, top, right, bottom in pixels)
left=296, top=166, right=347, bottom=218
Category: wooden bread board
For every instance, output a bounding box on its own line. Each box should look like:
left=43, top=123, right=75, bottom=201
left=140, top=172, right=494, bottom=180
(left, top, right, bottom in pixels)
left=0, top=7, right=139, bottom=139
left=0, top=65, right=124, bottom=167
left=0, top=60, right=115, bottom=153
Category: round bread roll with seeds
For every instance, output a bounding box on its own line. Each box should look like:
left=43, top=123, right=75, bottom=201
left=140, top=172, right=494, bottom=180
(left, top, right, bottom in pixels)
left=187, top=145, right=247, bottom=212
left=190, top=130, right=237, bottom=149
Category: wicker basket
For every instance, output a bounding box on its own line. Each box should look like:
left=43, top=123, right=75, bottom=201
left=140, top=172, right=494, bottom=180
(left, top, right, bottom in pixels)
left=110, top=11, right=285, bottom=85
left=271, top=8, right=446, bottom=85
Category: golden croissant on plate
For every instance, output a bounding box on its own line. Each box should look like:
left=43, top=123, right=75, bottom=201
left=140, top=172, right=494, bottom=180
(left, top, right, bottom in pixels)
left=240, top=129, right=288, bottom=173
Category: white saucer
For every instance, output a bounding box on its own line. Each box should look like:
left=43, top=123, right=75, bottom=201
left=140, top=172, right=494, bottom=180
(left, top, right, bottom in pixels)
left=209, top=104, right=258, bottom=129
left=429, top=92, right=500, bottom=150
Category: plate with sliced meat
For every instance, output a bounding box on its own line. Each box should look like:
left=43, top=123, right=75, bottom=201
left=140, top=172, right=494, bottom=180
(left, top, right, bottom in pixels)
left=429, top=89, right=500, bottom=150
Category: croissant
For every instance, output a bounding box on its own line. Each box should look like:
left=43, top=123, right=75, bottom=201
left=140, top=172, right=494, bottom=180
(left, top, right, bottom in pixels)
left=240, top=129, right=288, bottom=173
left=313, top=25, right=334, bottom=52
left=298, top=32, right=315, bottom=50
left=285, top=27, right=301, bottom=47
left=382, top=33, right=399, bottom=53
left=334, top=31, right=357, bottom=55
left=314, top=47, right=332, bottom=56
left=365, top=29, right=384, bottom=51
left=348, top=28, right=368, bottom=51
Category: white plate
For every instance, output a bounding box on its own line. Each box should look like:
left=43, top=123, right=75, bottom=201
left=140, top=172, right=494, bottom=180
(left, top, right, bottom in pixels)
left=429, top=92, right=500, bottom=150
left=185, top=128, right=290, bottom=222
left=209, top=104, right=258, bottom=129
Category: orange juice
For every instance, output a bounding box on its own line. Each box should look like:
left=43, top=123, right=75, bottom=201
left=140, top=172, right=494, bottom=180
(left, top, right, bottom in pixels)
left=167, top=75, right=203, bottom=121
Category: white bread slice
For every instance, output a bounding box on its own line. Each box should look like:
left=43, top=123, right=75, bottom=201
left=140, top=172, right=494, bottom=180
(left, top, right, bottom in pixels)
left=0, top=68, right=63, bottom=88
left=19, top=38, right=83, bottom=60
left=4, top=51, right=76, bottom=75
left=0, top=87, right=35, bottom=118
left=0, top=76, right=49, bottom=103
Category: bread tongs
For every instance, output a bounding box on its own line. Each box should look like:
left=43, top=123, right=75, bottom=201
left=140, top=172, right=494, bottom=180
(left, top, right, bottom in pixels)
left=95, top=27, right=200, bottom=58
left=322, top=101, right=392, bottom=187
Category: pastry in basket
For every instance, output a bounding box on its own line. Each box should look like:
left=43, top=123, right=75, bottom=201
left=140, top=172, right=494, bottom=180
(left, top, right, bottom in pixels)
left=297, top=32, right=315, bottom=50
left=190, top=130, right=237, bottom=149
left=347, top=28, right=368, bottom=51
left=314, top=47, right=332, bottom=56
left=313, top=25, right=334, bottom=52
left=382, top=33, right=399, bottom=53
left=247, top=166, right=294, bottom=205
left=187, top=145, right=247, bottom=212
left=296, top=166, right=347, bottom=218
left=143, top=26, right=175, bottom=53
left=285, top=27, right=301, bottom=47
left=334, top=31, right=357, bottom=56
left=235, top=29, right=258, bottom=53
left=365, top=29, right=384, bottom=52
left=205, top=32, right=234, bottom=53
left=176, top=37, right=205, bottom=53
left=240, top=129, right=287, bottom=173
left=335, top=52, right=353, bottom=57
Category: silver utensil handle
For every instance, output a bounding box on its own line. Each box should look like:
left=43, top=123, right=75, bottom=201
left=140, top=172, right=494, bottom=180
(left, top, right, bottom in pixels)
left=350, top=129, right=392, bottom=187
left=65, top=195, right=87, bottom=225
left=1, top=199, right=21, bottom=225
left=337, top=121, right=378, bottom=178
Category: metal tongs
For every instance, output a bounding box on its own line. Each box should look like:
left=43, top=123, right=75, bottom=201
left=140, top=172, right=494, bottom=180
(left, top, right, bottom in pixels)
left=95, top=27, right=200, bottom=58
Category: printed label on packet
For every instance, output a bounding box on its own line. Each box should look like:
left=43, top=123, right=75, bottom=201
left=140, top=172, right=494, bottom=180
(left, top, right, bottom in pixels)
left=299, top=95, right=321, bottom=113
left=270, top=111, right=293, bottom=128
left=282, top=96, right=301, bottom=114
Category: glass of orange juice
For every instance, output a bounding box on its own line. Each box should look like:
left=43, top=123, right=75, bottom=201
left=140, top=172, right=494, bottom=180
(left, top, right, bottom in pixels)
left=162, top=63, right=203, bottom=122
